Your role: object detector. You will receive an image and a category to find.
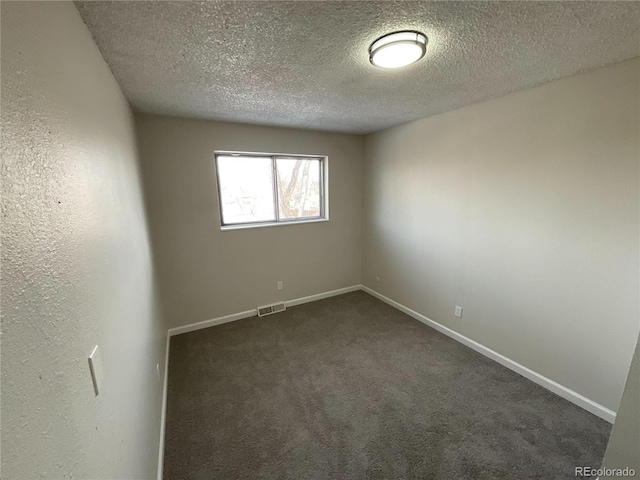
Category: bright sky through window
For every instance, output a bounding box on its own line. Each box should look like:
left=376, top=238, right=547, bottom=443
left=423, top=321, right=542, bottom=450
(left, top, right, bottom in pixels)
left=216, top=156, right=275, bottom=224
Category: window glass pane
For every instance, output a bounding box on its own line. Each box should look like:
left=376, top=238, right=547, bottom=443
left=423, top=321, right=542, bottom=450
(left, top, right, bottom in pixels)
left=275, top=157, right=321, bottom=220
left=217, top=155, right=276, bottom=224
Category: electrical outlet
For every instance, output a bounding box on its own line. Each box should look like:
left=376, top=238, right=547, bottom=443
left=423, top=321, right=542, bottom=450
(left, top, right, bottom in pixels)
left=375, top=276, right=380, bottom=282
left=277, top=281, right=283, bottom=290
left=454, top=306, right=463, bottom=318
left=156, top=363, right=161, bottom=381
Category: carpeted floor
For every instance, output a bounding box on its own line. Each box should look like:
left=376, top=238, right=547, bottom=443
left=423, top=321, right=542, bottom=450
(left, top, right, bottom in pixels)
left=163, top=291, right=611, bottom=480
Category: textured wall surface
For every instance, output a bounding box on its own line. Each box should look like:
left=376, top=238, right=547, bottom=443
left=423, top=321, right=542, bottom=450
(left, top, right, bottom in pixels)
left=1, top=2, right=166, bottom=478
left=75, top=1, right=640, bottom=134
left=362, top=59, right=640, bottom=413
left=135, top=114, right=363, bottom=329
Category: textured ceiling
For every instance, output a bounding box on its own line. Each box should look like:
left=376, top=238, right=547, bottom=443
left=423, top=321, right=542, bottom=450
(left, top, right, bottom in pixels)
left=75, top=1, right=640, bottom=134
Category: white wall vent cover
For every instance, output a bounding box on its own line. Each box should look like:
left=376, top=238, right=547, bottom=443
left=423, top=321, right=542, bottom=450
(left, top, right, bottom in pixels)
left=257, top=302, right=286, bottom=317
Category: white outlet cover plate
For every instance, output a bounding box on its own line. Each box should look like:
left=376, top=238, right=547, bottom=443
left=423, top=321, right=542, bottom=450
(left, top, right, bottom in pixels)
left=454, top=306, right=463, bottom=318
left=89, top=345, right=104, bottom=396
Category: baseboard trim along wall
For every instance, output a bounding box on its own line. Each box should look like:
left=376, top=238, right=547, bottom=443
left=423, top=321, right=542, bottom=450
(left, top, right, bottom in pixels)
left=284, top=285, right=362, bottom=308
left=157, top=283, right=616, bottom=477
left=166, top=285, right=362, bottom=337
left=360, top=285, right=616, bottom=424
left=168, top=309, right=256, bottom=337
left=157, top=334, right=170, bottom=480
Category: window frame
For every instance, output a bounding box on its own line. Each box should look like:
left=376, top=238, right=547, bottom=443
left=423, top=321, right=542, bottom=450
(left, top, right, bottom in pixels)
left=214, top=150, right=329, bottom=231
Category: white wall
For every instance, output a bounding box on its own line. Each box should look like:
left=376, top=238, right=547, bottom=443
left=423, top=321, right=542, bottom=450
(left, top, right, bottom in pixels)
left=362, top=58, right=640, bottom=413
left=135, top=114, right=363, bottom=329
left=1, top=2, right=166, bottom=478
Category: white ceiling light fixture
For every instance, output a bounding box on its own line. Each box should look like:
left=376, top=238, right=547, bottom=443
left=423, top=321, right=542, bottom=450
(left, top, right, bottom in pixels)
left=369, top=31, right=428, bottom=69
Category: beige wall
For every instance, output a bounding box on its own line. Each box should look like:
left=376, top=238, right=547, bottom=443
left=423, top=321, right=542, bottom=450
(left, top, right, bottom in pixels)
left=362, top=58, right=640, bottom=412
left=1, top=2, right=166, bottom=478
left=601, top=335, right=640, bottom=476
left=135, top=114, right=363, bottom=329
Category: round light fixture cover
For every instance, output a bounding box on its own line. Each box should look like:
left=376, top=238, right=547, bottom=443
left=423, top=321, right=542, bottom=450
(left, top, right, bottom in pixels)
left=369, top=31, right=428, bottom=69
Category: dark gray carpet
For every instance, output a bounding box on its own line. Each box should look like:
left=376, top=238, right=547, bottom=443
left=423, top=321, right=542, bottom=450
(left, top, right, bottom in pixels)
left=163, top=291, right=611, bottom=480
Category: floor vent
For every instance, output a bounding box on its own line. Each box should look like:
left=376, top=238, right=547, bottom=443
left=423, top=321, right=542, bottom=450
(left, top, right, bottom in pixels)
left=257, top=302, right=286, bottom=317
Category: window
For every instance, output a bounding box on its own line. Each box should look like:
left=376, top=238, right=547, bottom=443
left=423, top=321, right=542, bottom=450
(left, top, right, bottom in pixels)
left=215, top=151, right=327, bottom=229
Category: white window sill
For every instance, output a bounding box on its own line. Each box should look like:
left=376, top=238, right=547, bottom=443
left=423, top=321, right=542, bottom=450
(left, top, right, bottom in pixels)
left=221, top=218, right=329, bottom=231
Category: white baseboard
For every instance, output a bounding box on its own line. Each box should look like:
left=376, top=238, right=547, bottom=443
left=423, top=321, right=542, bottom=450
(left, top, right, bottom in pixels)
left=157, top=332, right=170, bottom=480
left=361, top=285, right=616, bottom=424
left=284, top=285, right=361, bottom=308
left=167, top=285, right=361, bottom=337
left=168, top=309, right=257, bottom=337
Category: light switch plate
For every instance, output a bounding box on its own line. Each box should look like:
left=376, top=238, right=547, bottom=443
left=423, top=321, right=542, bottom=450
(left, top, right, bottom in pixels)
left=88, top=345, right=104, bottom=396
